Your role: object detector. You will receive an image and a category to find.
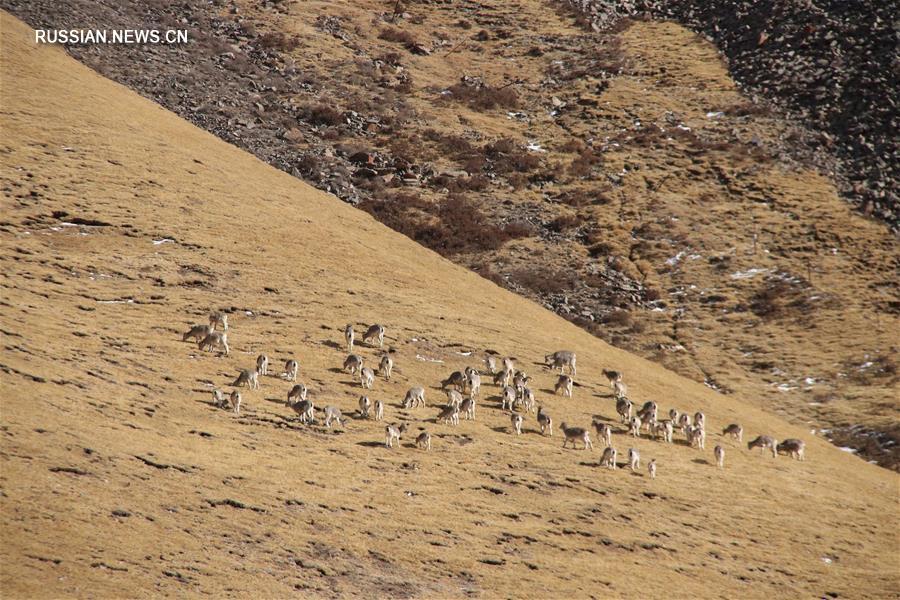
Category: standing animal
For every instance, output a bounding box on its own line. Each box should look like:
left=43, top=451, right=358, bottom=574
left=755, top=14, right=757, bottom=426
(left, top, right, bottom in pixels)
left=344, top=323, right=355, bottom=352
left=403, top=386, right=426, bottom=409
left=600, top=446, right=617, bottom=469
left=714, top=445, right=725, bottom=468
left=501, top=386, right=517, bottom=411
left=722, top=423, right=743, bottom=442
left=209, top=312, right=228, bottom=331
left=629, top=416, right=642, bottom=438
left=662, top=420, right=674, bottom=443
left=668, top=408, right=679, bottom=423
left=520, top=387, right=536, bottom=414
left=466, top=370, right=481, bottom=398
left=358, top=395, right=372, bottom=418
left=511, top=413, right=524, bottom=435
left=289, top=399, right=315, bottom=424
left=677, top=413, right=692, bottom=434
left=445, top=389, right=464, bottom=408
left=360, top=367, right=376, bottom=389
left=212, top=389, right=226, bottom=408
left=385, top=423, right=407, bottom=448
left=592, top=421, right=613, bottom=447
left=459, top=397, right=476, bottom=420
left=628, top=448, right=640, bottom=471
left=637, top=401, right=658, bottom=423
left=284, top=359, right=299, bottom=382
left=748, top=435, right=778, bottom=458
left=537, top=406, right=553, bottom=436
left=502, top=357, right=515, bottom=373
left=363, top=324, right=386, bottom=348
left=373, top=399, right=385, bottom=421
left=545, top=350, right=577, bottom=375
left=493, top=369, right=513, bottom=387
left=687, top=425, right=706, bottom=449
left=693, top=411, right=706, bottom=430
left=230, top=391, right=241, bottom=415
left=416, top=431, right=432, bottom=451
left=437, top=404, right=460, bottom=425
left=183, top=324, right=213, bottom=342
left=616, top=398, right=633, bottom=423
left=648, top=459, right=657, bottom=479
left=483, top=355, right=499, bottom=375
left=286, top=383, right=307, bottom=406
left=343, top=354, right=363, bottom=375
left=602, top=369, right=623, bottom=388
left=613, top=380, right=628, bottom=400
left=378, top=355, right=393, bottom=380
left=256, top=354, right=269, bottom=376
left=198, top=331, right=229, bottom=356
left=442, top=371, right=466, bottom=391
left=232, top=369, right=259, bottom=390
left=560, top=423, right=593, bottom=450
left=776, top=439, right=806, bottom=461
left=555, top=374, right=574, bottom=398
left=323, top=406, right=343, bottom=428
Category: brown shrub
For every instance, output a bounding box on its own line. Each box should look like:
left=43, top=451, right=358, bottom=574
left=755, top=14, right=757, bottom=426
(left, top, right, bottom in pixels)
left=258, top=32, right=300, bottom=52
left=510, top=266, right=577, bottom=295
left=601, top=310, right=633, bottom=327
left=379, top=27, right=418, bottom=47
left=301, top=104, right=344, bottom=127
left=446, top=82, right=519, bottom=111
left=547, top=213, right=581, bottom=232
left=568, top=149, right=603, bottom=177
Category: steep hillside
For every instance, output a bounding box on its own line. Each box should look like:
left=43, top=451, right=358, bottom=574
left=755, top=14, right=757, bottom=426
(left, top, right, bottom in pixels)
left=1, top=13, right=898, bottom=598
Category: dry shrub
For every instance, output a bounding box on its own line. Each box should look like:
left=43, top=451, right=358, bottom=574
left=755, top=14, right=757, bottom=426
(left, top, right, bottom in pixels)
left=510, top=266, right=577, bottom=295
left=725, top=101, right=771, bottom=117
left=602, top=310, right=633, bottom=328
left=258, top=32, right=300, bottom=52
left=483, top=138, right=541, bottom=173
left=379, top=27, right=418, bottom=47
left=547, top=213, right=581, bottom=232
left=301, top=104, right=344, bottom=126
left=446, top=82, right=519, bottom=111
left=568, top=149, right=603, bottom=177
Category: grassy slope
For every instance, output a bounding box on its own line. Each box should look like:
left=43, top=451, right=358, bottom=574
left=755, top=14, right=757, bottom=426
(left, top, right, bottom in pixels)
left=1, top=13, right=897, bottom=599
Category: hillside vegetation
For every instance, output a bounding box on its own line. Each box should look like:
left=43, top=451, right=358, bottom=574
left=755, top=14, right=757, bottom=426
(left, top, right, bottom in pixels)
left=1, top=13, right=898, bottom=598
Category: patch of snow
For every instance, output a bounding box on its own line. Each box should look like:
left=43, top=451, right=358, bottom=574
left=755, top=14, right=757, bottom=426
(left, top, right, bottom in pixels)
left=730, top=268, right=770, bottom=280
left=838, top=447, right=857, bottom=454
left=456, top=351, right=472, bottom=356
left=153, top=238, right=175, bottom=245
left=416, top=354, right=444, bottom=364
left=666, top=251, right=686, bottom=266
left=821, top=557, right=832, bottom=565
left=526, top=142, right=546, bottom=153
left=676, top=124, right=691, bottom=131
left=804, top=377, right=816, bottom=385
left=706, top=111, right=725, bottom=118
left=97, top=299, right=134, bottom=304
left=775, top=383, right=796, bottom=392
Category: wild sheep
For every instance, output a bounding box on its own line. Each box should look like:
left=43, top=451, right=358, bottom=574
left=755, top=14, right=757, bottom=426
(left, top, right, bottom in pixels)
left=663, top=420, right=674, bottom=443
left=403, top=386, right=426, bottom=409
left=363, top=324, right=386, bottom=348
left=637, top=401, right=658, bottom=424
left=668, top=408, right=679, bottom=423
left=256, top=354, right=269, bottom=376
left=467, top=370, right=481, bottom=398
left=212, top=388, right=226, bottom=408
left=628, top=448, right=640, bottom=471
left=183, top=324, right=213, bottom=342
left=343, top=354, right=363, bottom=375
left=416, top=431, right=432, bottom=451
left=616, top=398, right=633, bottom=423
left=373, top=399, right=384, bottom=421
left=776, top=439, right=806, bottom=461
left=648, top=459, right=657, bottom=479
left=629, top=416, right=642, bottom=438
left=592, top=421, right=613, bottom=447
left=483, top=355, right=499, bottom=375
left=560, top=423, right=593, bottom=450
left=613, top=380, right=628, bottom=400
left=602, top=369, right=623, bottom=388
left=493, top=369, right=513, bottom=388
left=198, top=331, right=229, bottom=356
left=289, top=399, right=315, bottom=424
left=360, top=367, right=376, bottom=389
left=445, top=388, right=464, bottom=408
left=649, top=419, right=667, bottom=441
left=284, top=359, right=299, bottom=382
left=230, top=391, right=241, bottom=415
left=232, top=369, right=259, bottom=390
left=501, top=386, right=517, bottom=411
left=209, top=312, right=228, bottom=331
left=537, top=406, right=553, bottom=436
left=358, top=395, right=371, bottom=418
left=748, top=435, right=778, bottom=458
left=437, top=404, right=460, bottom=425
left=714, top=445, right=725, bottom=468
left=512, top=370, right=529, bottom=391
left=694, top=411, right=706, bottom=430
left=722, top=423, right=743, bottom=442
left=442, top=371, right=466, bottom=391
left=323, top=406, right=343, bottom=428
left=378, top=355, right=393, bottom=380
left=545, top=350, right=577, bottom=376
left=600, top=446, right=617, bottom=469
left=678, top=413, right=692, bottom=434
left=502, top=357, right=515, bottom=373
left=520, top=387, right=536, bottom=414
left=460, top=397, right=476, bottom=420
left=385, top=423, right=407, bottom=448
left=687, top=425, right=706, bottom=450
left=511, top=413, right=524, bottom=435
left=555, top=374, right=574, bottom=398
left=344, top=323, right=355, bottom=352
left=286, top=383, right=307, bottom=406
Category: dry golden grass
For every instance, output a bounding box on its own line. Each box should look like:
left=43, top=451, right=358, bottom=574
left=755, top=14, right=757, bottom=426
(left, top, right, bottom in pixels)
left=1, top=13, right=897, bottom=599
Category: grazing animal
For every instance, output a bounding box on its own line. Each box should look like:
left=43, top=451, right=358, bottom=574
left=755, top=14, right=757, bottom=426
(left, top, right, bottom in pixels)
left=209, top=312, right=228, bottom=331
left=628, top=448, right=640, bottom=471
left=776, top=439, right=806, bottom=461
left=442, top=371, right=466, bottom=391
left=373, top=399, right=384, bottom=421
left=600, top=446, right=617, bottom=469
left=613, top=380, right=628, bottom=400
left=363, top=324, right=386, bottom=348
left=511, top=413, right=524, bottom=435
left=460, top=397, right=476, bottom=420
left=289, top=399, right=315, bottom=424
left=748, top=435, right=778, bottom=458
left=592, top=421, right=613, bottom=447
left=545, top=350, right=577, bottom=376
left=483, top=355, right=499, bottom=375
left=445, top=388, right=464, bottom=408
left=230, top=391, right=241, bottom=415
left=343, top=354, right=363, bottom=375
left=286, top=383, right=307, bottom=406
left=722, top=423, right=743, bottom=442
left=403, top=386, right=426, bottom=409
left=501, top=386, right=517, bottom=411
left=198, top=331, right=229, bottom=356
left=629, top=416, right=642, bottom=438
left=212, top=388, right=227, bottom=409
left=555, top=374, right=574, bottom=398
left=378, top=355, right=393, bottom=380
left=416, top=431, right=432, bottom=451
left=602, top=369, right=622, bottom=388
left=385, top=423, right=407, bottom=448
left=284, top=359, right=299, bottom=382
left=232, top=369, right=259, bottom=390
left=344, top=323, right=355, bottom=352
left=256, top=354, right=269, bottom=376
left=537, top=406, right=553, bottom=436
left=360, top=366, right=376, bottom=389
left=323, top=406, right=343, bottom=428
left=437, top=404, right=460, bottom=425
left=648, top=459, right=657, bottom=479
left=616, top=398, right=633, bottom=423
left=358, top=395, right=371, bottom=418
left=183, top=324, right=213, bottom=342
left=714, top=445, right=725, bottom=468
left=560, top=423, right=593, bottom=450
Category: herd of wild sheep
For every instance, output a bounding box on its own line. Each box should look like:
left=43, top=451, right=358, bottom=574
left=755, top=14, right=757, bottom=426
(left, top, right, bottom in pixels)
left=184, top=312, right=807, bottom=475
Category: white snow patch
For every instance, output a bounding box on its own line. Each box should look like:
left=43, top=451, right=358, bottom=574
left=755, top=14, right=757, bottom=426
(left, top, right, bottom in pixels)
left=97, top=299, right=134, bottom=304
left=526, top=142, right=546, bottom=153
left=666, top=251, right=686, bottom=266
left=416, top=354, right=444, bottom=364
left=838, top=447, right=857, bottom=454
left=706, top=111, right=725, bottom=118
left=730, top=268, right=770, bottom=280
left=153, top=238, right=175, bottom=245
